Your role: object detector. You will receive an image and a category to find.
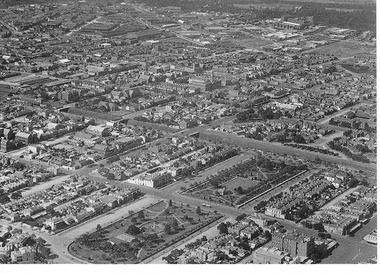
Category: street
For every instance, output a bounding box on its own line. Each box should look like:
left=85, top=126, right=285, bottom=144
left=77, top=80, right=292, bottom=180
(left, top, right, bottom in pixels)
left=321, top=214, right=377, bottom=264
left=199, top=130, right=376, bottom=173
left=0, top=105, right=375, bottom=265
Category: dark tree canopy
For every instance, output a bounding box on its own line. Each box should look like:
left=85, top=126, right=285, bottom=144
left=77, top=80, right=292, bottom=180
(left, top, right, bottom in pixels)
left=217, top=222, right=228, bottom=235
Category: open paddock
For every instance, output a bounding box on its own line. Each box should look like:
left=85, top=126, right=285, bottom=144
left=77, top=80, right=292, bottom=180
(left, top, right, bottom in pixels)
left=224, top=177, right=260, bottom=190
left=307, top=40, right=375, bottom=58
left=231, top=37, right=274, bottom=49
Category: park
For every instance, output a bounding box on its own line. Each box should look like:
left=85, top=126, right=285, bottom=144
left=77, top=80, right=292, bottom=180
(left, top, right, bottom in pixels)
left=68, top=199, right=222, bottom=263
left=182, top=156, right=308, bottom=207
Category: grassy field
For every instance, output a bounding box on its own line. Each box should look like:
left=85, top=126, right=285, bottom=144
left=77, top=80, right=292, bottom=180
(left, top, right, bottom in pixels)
left=340, top=63, right=375, bottom=75
left=307, top=40, right=376, bottom=58
left=225, top=176, right=260, bottom=190
left=145, top=200, right=167, bottom=213
left=231, top=37, right=274, bottom=49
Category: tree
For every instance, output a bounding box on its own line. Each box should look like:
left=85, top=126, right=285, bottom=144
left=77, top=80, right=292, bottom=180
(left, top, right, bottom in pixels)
left=343, top=130, right=353, bottom=137
left=10, top=192, right=22, bottom=200
left=315, top=156, right=322, bottom=164
left=235, top=186, right=244, bottom=195
left=196, top=206, right=201, bottom=215
left=36, top=237, right=46, bottom=245
left=138, top=211, right=145, bottom=220
left=130, top=238, right=141, bottom=248
left=215, top=250, right=229, bottom=261
left=235, top=213, right=247, bottom=222
left=13, top=162, right=25, bottom=170
left=217, top=222, right=228, bottom=235
left=171, top=219, right=179, bottom=232
left=348, top=178, right=359, bottom=188
left=201, top=236, right=207, bottom=242
left=229, top=249, right=239, bottom=256
left=46, top=205, right=56, bottom=216
left=293, top=134, right=306, bottom=144
left=264, top=230, right=272, bottom=240
left=164, top=223, right=172, bottom=234
left=96, top=224, right=102, bottom=231
left=168, top=200, right=173, bottom=207
left=239, top=236, right=251, bottom=251
left=126, top=225, right=141, bottom=236
left=0, top=195, right=10, bottom=204
left=78, top=233, right=91, bottom=245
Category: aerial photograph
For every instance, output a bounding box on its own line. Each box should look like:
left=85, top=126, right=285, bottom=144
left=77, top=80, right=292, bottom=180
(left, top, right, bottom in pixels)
left=0, top=0, right=377, bottom=267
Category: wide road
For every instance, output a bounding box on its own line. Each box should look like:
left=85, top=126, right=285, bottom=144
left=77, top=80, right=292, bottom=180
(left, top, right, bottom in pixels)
left=199, top=130, right=376, bottom=173
left=83, top=151, right=257, bottom=217
left=90, top=174, right=246, bottom=217
left=311, top=131, right=348, bottom=160
left=321, top=214, right=377, bottom=264
left=161, top=152, right=254, bottom=194
left=258, top=212, right=377, bottom=264
left=2, top=113, right=375, bottom=265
